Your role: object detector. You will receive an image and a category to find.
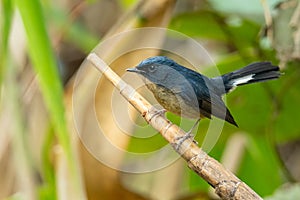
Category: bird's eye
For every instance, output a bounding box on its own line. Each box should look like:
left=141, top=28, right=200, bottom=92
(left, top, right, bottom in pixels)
left=148, top=65, right=156, bottom=72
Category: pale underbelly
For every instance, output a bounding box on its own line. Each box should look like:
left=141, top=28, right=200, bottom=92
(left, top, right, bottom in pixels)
left=147, top=84, right=201, bottom=119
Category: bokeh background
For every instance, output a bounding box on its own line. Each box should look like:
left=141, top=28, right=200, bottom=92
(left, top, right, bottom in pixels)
left=1, top=0, right=300, bottom=199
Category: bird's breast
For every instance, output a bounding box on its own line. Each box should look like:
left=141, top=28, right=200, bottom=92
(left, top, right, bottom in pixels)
left=146, top=83, right=200, bottom=118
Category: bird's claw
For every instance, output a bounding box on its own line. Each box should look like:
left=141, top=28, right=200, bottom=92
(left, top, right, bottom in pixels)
left=174, top=132, right=198, bottom=151
left=148, top=108, right=166, bottom=122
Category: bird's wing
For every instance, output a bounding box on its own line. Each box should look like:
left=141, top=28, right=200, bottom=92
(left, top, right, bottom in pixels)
left=200, top=93, right=237, bottom=126
left=187, top=71, right=238, bottom=126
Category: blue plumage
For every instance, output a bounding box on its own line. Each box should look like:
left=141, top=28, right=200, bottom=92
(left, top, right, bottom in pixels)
left=127, top=56, right=281, bottom=126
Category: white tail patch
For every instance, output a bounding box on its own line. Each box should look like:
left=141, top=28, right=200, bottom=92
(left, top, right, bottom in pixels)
left=231, top=74, right=254, bottom=86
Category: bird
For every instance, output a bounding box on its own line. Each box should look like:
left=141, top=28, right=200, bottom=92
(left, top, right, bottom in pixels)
left=126, top=56, right=281, bottom=137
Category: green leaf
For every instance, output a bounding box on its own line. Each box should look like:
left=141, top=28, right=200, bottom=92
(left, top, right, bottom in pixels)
left=239, top=136, right=283, bottom=196
left=225, top=18, right=261, bottom=57
left=265, top=184, right=300, bottom=200
left=273, top=65, right=300, bottom=142
left=126, top=126, right=167, bottom=153
left=45, top=5, right=99, bottom=52
left=169, top=11, right=228, bottom=41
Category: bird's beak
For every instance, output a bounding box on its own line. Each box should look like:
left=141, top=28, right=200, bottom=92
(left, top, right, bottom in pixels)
left=126, top=68, right=137, bottom=72
left=126, top=67, right=143, bottom=74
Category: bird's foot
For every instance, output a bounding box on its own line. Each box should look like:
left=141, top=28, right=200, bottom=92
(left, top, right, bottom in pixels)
left=148, top=108, right=166, bottom=122
left=174, top=119, right=200, bottom=151
left=174, top=131, right=198, bottom=151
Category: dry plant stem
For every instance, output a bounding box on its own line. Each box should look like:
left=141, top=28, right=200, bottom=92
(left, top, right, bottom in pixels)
left=87, top=53, right=262, bottom=200
left=261, top=0, right=273, bottom=41
left=290, top=1, right=300, bottom=59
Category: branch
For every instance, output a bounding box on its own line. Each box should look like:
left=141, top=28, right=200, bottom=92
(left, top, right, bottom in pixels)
left=87, top=53, right=263, bottom=200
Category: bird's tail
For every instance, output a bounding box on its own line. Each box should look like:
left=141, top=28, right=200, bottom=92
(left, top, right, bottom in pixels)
left=220, top=62, right=281, bottom=93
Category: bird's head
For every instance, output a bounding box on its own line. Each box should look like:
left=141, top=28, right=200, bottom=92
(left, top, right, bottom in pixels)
left=126, top=56, right=180, bottom=85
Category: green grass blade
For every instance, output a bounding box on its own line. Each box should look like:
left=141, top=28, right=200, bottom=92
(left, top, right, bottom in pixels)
left=0, top=0, right=13, bottom=85
left=14, top=0, right=85, bottom=198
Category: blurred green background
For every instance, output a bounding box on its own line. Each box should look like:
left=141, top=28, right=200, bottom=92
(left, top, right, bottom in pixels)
left=1, top=0, right=300, bottom=199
